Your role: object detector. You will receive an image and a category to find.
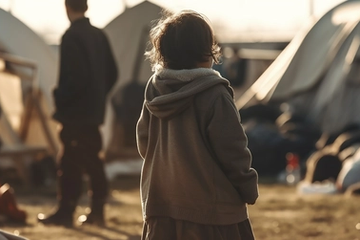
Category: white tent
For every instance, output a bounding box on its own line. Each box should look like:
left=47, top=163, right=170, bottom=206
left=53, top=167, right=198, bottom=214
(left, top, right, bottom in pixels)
left=0, top=8, right=58, bottom=152
left=0, top=2, right=165, bottom=181
left=236, top=0, right=360, bottom=135
left=1, top=2, right=165, bottom=161
left=0, top=8, right=58, bottom=112
left=102, top=1, right=163, bottom=158
left=103, top=1, right=162, bottom=89
left=337, top=147, right=360, bottom=193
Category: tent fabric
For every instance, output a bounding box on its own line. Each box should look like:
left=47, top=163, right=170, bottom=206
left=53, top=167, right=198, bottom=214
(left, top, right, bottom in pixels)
left=236, top=0, right=360, bottom=107
left=307, top=23, right=360, bottom=132
left=237, top=0, right=360, bottom=134
left=102, top=1, right=163, bottom=152
left=0, top=9, right=59, bottom=149
left=262, top=0, right=360, bottom=102
left=103, top=1, right=162, bottom=90
left=289, top=22, right=360, bottom=133
left=0, top=8, right=58, bottom=112
left=337, top=147, right=360, bottom=192
left=0, top=72, right=23, bottom=131
left=288, top=5, right=360, bottom=134
left=235, top=23, right=311, bottom=109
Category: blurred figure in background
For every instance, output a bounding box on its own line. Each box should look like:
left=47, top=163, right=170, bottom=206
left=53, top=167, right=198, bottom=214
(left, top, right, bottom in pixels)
left=38, top=0, right=118, bottom=226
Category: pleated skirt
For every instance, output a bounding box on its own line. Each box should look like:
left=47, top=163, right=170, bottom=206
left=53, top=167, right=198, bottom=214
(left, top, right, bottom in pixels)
left=141, top=217, right=255, bottom=240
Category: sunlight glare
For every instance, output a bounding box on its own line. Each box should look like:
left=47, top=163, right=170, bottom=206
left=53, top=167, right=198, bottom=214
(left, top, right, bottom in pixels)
left=356, top=223, right=360, bottom=230
left=0, top=0, right=349, bottom=44
left=332, top=2, right=360, bottom=25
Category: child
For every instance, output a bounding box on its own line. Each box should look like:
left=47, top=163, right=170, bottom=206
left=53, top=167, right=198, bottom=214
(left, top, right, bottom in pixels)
left=136, top=10, right=259, bottom=240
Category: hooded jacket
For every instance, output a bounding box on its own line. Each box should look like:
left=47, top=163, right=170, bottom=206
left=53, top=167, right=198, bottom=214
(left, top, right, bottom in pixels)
left=136, top=67, right=258, bottom=225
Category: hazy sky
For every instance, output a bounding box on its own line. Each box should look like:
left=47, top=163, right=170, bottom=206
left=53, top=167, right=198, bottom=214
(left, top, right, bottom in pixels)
left=0, top=0, right=345, bottom=44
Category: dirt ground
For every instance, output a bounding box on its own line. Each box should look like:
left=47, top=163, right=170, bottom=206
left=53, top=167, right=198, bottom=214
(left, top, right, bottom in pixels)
left=1, top=176, right=360, bottom=240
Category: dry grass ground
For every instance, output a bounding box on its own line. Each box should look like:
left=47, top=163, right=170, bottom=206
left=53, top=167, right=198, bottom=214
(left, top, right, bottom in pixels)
left=1, top=176, right=360, bottom=240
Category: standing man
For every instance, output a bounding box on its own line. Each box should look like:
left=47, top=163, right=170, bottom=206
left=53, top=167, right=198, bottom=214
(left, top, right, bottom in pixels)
left=38, top=0, right=118, bottom=226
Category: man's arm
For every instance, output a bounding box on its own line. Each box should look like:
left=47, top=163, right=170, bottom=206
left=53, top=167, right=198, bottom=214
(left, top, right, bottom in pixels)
left=53, top=33, right=88, bottom=110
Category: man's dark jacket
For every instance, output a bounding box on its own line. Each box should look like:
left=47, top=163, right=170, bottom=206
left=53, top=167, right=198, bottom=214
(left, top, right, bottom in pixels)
left=53, top=18, right=118, bottom=125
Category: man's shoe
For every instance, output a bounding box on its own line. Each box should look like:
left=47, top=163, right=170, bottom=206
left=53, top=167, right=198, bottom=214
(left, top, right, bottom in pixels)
left=77, top=213, right=105, bottom=226
left=37, top=211, right=73, bottom=227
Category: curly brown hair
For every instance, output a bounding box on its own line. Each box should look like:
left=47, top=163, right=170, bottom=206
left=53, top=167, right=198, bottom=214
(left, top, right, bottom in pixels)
left=146, top=10, right=221, bottom=70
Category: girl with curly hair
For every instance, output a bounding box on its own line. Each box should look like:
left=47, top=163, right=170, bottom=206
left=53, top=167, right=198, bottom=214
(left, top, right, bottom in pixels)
left=136, top=10, right=258, bottom=240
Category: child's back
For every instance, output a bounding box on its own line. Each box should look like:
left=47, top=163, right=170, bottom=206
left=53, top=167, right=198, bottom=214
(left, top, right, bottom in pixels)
left=136, top=10, right=258, bottom=240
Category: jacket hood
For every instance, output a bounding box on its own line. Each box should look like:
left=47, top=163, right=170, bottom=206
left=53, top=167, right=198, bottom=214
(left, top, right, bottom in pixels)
left=144, top=68, right=232, bottom=119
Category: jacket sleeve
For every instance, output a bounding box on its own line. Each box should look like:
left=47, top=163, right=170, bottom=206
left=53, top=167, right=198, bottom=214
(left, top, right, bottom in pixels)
left=53, top=33, right=88, bottom=111
left=136, top=102, right=150, bottom=159
left=207, top=93, right=259, bottom=204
